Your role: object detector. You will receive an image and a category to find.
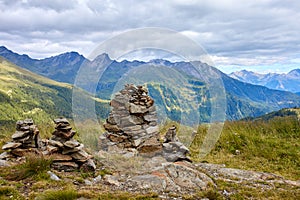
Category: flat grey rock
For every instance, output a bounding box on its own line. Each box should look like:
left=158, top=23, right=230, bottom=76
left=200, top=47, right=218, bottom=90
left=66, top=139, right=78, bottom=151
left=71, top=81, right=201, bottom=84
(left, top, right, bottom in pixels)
left=2, top=142, right=22, bottom=150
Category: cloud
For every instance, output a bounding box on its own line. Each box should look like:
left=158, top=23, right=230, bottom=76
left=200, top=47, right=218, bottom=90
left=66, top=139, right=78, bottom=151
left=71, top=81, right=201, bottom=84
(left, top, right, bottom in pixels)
left=0, top=0, right=299, bottom=72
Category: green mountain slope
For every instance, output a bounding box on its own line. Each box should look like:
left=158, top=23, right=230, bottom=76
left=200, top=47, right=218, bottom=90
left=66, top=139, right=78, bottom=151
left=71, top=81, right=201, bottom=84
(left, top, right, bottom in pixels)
left=246, top=107, right=300, bottom=121
left=0, top=57, right=109, bottom=125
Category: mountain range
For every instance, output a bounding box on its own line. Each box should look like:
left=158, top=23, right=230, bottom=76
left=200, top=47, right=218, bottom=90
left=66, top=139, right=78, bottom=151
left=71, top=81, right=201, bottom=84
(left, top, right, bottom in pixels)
left=229, top=69, right=300, bottom=93
left=1, top=46, right=300, bottom=122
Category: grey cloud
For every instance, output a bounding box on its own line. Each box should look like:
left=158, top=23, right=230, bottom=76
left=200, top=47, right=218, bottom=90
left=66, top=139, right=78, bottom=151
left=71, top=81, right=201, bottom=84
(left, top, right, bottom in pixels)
left=0, top=0, right=299, bottom=71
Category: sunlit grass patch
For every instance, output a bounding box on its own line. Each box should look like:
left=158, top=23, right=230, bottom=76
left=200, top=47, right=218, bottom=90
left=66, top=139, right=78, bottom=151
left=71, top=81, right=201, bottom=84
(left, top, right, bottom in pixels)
left=2, top=153, right=52, bottom=181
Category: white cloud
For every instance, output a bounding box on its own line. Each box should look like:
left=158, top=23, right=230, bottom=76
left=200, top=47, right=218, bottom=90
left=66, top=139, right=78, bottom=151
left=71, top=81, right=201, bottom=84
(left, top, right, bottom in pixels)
left=0, top=0, right=299, bottom=72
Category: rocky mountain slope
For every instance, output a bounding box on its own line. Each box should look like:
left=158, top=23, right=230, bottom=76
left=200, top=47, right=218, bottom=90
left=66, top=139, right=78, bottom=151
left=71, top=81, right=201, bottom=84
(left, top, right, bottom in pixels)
left=1, top=46, right=300, bottom=121
left=229, top=69, right=300, bottom=93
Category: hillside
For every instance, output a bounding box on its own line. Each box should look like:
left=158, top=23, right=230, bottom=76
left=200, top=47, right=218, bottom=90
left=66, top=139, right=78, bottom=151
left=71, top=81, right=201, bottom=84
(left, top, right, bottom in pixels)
left=229, top=69, right=300, bottom=93
left=245, top=107, right=300, bottom=121
left=2, top=46, right=300, bottom=121
left=0, top=57, right=109, bottom=125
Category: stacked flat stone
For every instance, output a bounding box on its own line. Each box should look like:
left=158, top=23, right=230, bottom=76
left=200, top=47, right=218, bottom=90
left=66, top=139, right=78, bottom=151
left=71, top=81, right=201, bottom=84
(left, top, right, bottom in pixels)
left=47, top=118, right=96, bottom=172
left=162, top=126, right=191, bottom=162
left=1, top=119, right=40, bottom=157
left=99, top=84, right=162, bottom=154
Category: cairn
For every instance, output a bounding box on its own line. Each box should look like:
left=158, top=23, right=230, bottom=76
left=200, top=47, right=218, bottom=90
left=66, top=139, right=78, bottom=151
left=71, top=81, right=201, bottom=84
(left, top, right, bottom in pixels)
left=162, top=126, right=191, bottom=162
left=99, top=84, right=191, bottom=162
left=99, top=84, right=162, bottom=155
left=1, top=119, right=40, bottom=157
left=46, top=118, right=96, bottom=172
left=0, top=118, right=96, bottom=172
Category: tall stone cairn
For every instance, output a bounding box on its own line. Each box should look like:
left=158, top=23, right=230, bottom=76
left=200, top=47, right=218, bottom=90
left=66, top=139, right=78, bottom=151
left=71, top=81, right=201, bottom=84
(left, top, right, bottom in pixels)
left=46, top=118, right=96, bottom=172
left=99, top=84, right=162, bottom=154
left=1, top=119, right=40, bottom=157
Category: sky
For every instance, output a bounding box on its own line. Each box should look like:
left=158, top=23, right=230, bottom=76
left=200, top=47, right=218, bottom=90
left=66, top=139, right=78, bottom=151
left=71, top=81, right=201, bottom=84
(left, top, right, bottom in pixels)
left=0, top=0, right=300, bottom=73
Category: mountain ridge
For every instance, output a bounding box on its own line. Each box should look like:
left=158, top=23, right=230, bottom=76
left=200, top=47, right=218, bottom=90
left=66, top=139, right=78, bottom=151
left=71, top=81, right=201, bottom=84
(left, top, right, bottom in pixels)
left=229, top=69, right=300, bottom=93
left=1, top=46, right=300, bottom=121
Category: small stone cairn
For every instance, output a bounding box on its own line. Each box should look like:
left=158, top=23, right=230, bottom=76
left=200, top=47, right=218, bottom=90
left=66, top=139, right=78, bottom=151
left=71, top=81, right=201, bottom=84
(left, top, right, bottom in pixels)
left=99, top=84, right=191, bottom=162
left=1, top=119, right=40, bottom=158
left=45, top=118, right=96, bottom=172
left=0, top=118, right=96, bottom=172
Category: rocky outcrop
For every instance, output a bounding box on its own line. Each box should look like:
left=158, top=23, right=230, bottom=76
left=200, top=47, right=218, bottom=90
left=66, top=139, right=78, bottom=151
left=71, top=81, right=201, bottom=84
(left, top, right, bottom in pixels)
left=98, top=84, right=191, bottom=162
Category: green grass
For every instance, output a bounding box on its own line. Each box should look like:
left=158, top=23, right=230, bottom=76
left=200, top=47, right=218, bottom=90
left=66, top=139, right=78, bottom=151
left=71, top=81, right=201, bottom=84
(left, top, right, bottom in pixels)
left=0, top=186, right=24, bottom=200
left=190, top=116, right=300, bottom=180
left=1, top=153, right=52, bottom=181
left=0, top=112, right=299, bottom=199
left=35, top=189, right=78, bottom=200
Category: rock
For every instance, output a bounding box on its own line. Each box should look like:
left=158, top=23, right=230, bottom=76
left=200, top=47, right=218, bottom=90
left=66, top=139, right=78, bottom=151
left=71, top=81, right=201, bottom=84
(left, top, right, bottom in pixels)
left=145, top=126, right=159, bottom=135
left=48, top=139, right=64, bottom=148
left=70, top=150, right=92, bottom=162
left=138, top=136, right=162, bottom=154
left=84, top=179, right=93, bottom=185
left=104, top=175, right=121, bottom=186
left=53, top=118, right=70, bottom=125
left=10, top=148, right=37, bottom=157
left=107, top=113, right=117, bottom=125
left=51, top=154, right=73, bottom=162
left=47, top=145, right=58, bottom=153
left=103, top=123, right=122, bottom=133
left=58, top=126, right=72, bottom=132
left=62, top=144, right=84, bottom=154
left=93, top=175, right=102, bottom=183
left=0, top=152, right=12, bottom=159
left=47, top=171, right=60, bottom=181
left=2, top=142, right=22, bottom=150
left=52, top=130, right=76, bottom=139
left=143, top=114, right=157, bottom=122
left=64, top=140, right=80, bottom=148
left=130, top=174, right=167, bottom=191
left=80, top=159, right=96, bottom=172
left=11, top=131, right=30, bottom=140
left=163, top=142, right=191, bottom=162
left=129, top=103, right=148, bottom=114
left=164, top=126, right=178, bottom=142
left=163, top=162, right=213, bottom=190
left=0, top=159, right=11, bottom=167
left=120, top=116, right=144, bottom=127
left=51, top=162, right=79, bottom=172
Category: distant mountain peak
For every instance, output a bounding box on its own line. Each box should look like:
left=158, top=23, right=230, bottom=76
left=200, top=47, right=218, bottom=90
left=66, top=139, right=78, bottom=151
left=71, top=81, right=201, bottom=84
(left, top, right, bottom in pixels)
left=229, top=69, right=300, bottom=93
left=0, top=46, right=12, bottom=53
left=149, top=58, right=172, bottom=66
left=287, top=68, right=300, bottom=76
left=94, top=53, right=111, bottom=61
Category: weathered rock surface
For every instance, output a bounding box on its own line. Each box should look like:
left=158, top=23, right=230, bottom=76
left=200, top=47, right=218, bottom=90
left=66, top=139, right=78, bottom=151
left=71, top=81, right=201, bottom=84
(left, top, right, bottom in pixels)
left=195, top=163, right=300, bottom=188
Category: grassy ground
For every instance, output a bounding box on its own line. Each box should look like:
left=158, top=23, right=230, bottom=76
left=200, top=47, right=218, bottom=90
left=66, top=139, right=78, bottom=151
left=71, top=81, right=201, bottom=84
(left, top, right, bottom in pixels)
left=0, top=116, right=299, bottom=199
left=190, top=116, right=300, bottom=180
